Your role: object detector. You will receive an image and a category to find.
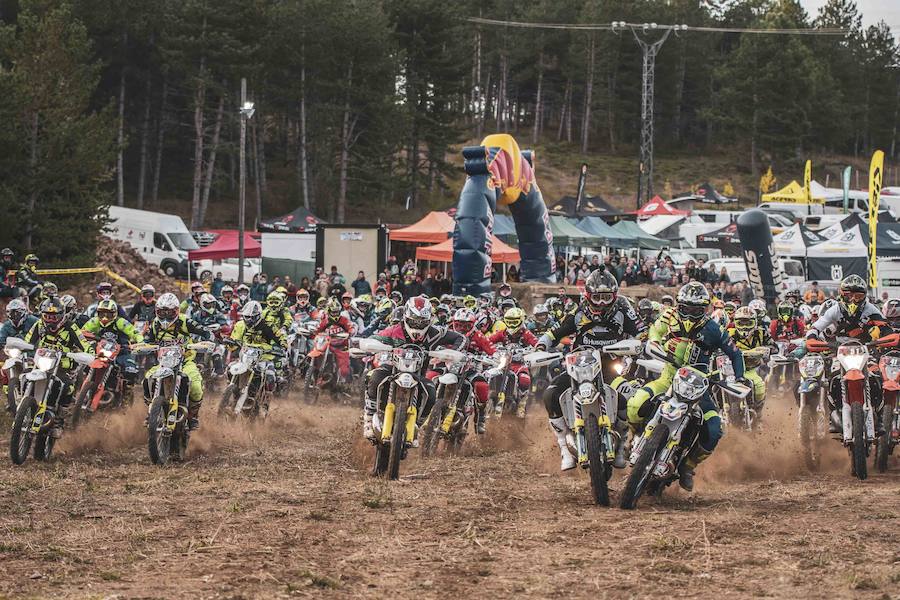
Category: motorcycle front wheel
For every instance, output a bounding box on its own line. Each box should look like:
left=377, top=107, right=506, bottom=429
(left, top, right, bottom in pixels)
left=9, top=396, right=36, bottom=465
left=620, top=424, right=669, bottom=510
left=875, top=404, right=894, bottom=473
left=585, top=418, right=610, bottom=506
left=147, top=396, right=171, bottom=465
left=33, top=429, right=56, bottom=462
left=218, top=383, right=238, bottom=418
left=850, top=402, right=867, bottom=480
left=387, top=396, right=410, bottom=481
left=799, top=399, right=822, bottom=471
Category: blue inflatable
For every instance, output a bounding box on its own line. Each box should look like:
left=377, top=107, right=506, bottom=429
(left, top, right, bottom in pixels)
left=452, top=134, right=555, bottom=295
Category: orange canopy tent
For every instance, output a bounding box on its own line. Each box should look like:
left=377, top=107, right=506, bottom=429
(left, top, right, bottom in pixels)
left=416, top=235, right=520, bottom=264
left=389, top=211, right=455, bottom=243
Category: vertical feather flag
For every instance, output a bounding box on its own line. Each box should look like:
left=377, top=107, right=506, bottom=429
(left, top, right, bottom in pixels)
left=868, top=150, right=884, bottom=290
left=804, top=159, right=812, bottom=204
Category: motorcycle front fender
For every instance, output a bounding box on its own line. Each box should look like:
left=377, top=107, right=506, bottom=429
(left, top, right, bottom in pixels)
left=438, top=372, right=458, bottom=386
left=25, top=370, right=47, bottom=381
left=229, top=362, right=249, bottom=376
left=151, top=367, right=174, bottom=379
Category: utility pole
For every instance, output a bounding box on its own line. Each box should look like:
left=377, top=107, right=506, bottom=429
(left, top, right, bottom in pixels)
left=238, top=78, right=255, bottom=284
left=613, top=22, right=683, bottom=208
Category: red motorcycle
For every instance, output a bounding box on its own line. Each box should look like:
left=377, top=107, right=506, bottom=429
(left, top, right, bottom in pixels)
left=303, top=330, right=349, bottom=403
left=876, top=351, right=900, bottom=472
left=72, top=336, right=131, bottom=425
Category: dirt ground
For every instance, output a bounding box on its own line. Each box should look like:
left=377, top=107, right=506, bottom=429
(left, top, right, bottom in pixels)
left=1, top=390, right=899, bottom=600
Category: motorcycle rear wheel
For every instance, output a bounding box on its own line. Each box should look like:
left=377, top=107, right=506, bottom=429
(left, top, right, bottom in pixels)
left=218, top=384, right=237, bottom=418
left=9, top=397, right=35, bottom=465
left=875, top=404, right=893, bottom=473
left=147, top=396, right=171, bottom=465
left=585, top=418, right=610, bottom=507
left=620, top=424, right=669, bottom=510
left=850, top=402, right=867, bottom=480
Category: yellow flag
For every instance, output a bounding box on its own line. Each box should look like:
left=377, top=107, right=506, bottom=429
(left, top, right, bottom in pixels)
left=869, top=150, right=884, bottom=289
left=803, top=159, right=811, bottom=204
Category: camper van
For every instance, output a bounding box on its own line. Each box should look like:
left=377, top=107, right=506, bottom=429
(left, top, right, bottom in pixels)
left=105, top=206, right=199, bottom=278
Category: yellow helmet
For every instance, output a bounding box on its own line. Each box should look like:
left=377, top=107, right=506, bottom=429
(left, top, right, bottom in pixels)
left=463, top=295, right=477, bottom=310
left=266, top=291, right=285, bottom=310
left=733, top=306, right=756, bottom=334
left=503, top=307, right=526, bottom=333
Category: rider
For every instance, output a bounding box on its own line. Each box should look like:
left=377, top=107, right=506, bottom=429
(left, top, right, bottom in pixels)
left=1, top=298, right=38, bottom=413
left=0, top=248, right=19, bottom=298
left=362, top=296, right=467, bottom=441
left=626, top=282, right=746, bottom=491
left=227, top=300, right=288, bottom=403
left=806, top=275, right=892, bottom=433
left=85, top=282, right=127, bottom=323
left=263, top=290, right=292, bottom=334
left=312, top=298, right=354, bottom=383
left=292, top=289, right=316, bottom=323
left=435, top=303, right=451, bottom=328
left=496, top=283, right=516, bottom=307
left=128, top=284, right=157, bottom=324
left=81, top=299, right=143, bottom=391
left=17, top=254, right=43, bottom=301
left=488, top=307, right=538, bottom=417
left=728, top=306, right=772, bottom=423
left=141, top=293, right=212, bottom=430
left=23, top=298, right=92, bottom=436
left=527, top=303, right=556, bottom=336
left=748, top=299, right=770, bottom=332
left=450, top=307, right=495, bottom=434
left=770, top=301, right=806, bottom=341
left=235, top=283, right=251, bottom=308
left=538, top=269, right=646, bottom=471
left=360, top=298, right=396, bottom=337
left=181, top=281, right=206, bottom=319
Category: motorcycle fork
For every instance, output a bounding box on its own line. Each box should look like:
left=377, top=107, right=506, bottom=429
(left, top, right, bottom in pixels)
left=440, top=384, right=459, bottom=434
left=91, top=364, right=113, bottom=411
left=166, top=375, right=182, bottom=432
left=840, top=373, right=872, bottom=444
left=380, top=384, right=418, bottom=445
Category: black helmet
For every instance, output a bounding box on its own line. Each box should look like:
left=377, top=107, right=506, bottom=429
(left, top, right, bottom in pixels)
left=838, top=274, right=867, bottom=317
left=583, top=268, right=618, bottom=316
left=660, top=294, right=674, bottom=307
left=676, top=282, right=710, bottom=335
left=638, top=298, right=654, bottom=323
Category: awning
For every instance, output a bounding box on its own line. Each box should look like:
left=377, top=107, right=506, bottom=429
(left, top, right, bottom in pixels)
left=187, top=230, right=261, bottom=260
left=258, top=206, right=325, bottom=233
left=389, top=211, right=455, bottom=243
left=416, top=235, right=520, bottom=264
left=631, top=196, right=690, bottom=218
left=772, top=223, right=826, bottom=256
left=549, top=215, right=604, bottom=247
left=761, top=180, right=825, bottom=205
left=612, top=221, right=669, bottom=249
left=806, top=224, right=868, bottom=281
left=572, top=217, right=636, bottom=247
left=548, top=194, right=625, bottom=219
left=696, top=222, right=742, bottom=257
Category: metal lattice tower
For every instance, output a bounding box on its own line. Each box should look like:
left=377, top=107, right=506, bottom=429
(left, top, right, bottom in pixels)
left=631, top=26, right=673, bottom=207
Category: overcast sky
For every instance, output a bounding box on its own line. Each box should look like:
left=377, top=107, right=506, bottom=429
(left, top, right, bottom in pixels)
left=800, top=0, right=900, bottom=32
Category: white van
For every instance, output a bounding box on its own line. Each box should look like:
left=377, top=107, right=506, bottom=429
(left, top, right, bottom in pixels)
left=106, top=206, right=199, bottom=278
left=705, top=257, right=805, bottom=292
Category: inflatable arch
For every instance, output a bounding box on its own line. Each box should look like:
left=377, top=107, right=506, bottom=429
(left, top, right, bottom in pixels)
left=452, top=134, right=556, bottom=295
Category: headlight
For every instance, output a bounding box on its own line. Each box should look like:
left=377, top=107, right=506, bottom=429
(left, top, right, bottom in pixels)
left=612, top=362, right=623, bottom=375
left=99, top=348, right=114, bottom=358
left=837, top=352, right=867, bottom=372
left=880, top=355, right=900, bottom=381
left=36, top=355, right=57, bottom=372
left=578, top=383, right=595, bottom=399
left=158, top=347, right=183, bottom=369
left=672, top=367, right=708, bottom=401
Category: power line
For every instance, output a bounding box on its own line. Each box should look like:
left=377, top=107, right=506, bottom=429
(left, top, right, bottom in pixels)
left=466, top=17, right=849, bottom=36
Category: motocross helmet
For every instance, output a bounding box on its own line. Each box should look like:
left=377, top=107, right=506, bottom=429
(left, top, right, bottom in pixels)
left=582, top=268, right=618, bottom=316
left=883, top=298, right=900, bottom=326
left=498, top=283, right=512, bottom=298
left=316, top=297, right=327, bottom=310
left=498, top=298, right=516, bottom=313
left=241, top=300, right=263, bottom=328
left=96, top=281, right=113, bottom=301
left=97, top=299, right=118, bottom=327
left=390, top=291, right=403, bottom=305
left=6, top=298, right=27, bottom=328
left=748, top=299, right=767, bottom=320
left=712, top=298, right=724, bottom=311
left=141, top=283, right=156, bottom=302
left=463, top=295, right=477, bottom=310
left=295, top=288, right=310, bottom=308
left=155, top=293, right=180, bottom=328
left=236, top=284, right=250, bottom=300
left=266, top=291, right=285, bottom=311
left=838, top=274, right=867, bottom=317
left=428, top=296, right=439, bottom=309
left=356, top=294, right=373, bottom=315
left=43, top=282, right=58, bottom=298
left=533, top=303, right=549, bottom=325
left=375, top=298, right=395, bottom=318
left=452, top=308, right=476, bottom=334
left=660, top=294, right=674, bottom=307
left=340, top=292, right=353, bottom=308
left=190, top=281, right=204, bottom=299
left=402, top=296, right=432, bottom=342
left=503, top=307, right=526, bottom=333
left=777, top=302, right=794, bottom=323
left=723, top=301, right=738, bottom=317
left=40, top=298, right=64, bottom=333
left=24, top=254, right=39, bottom=267
left=221, top=285, right=234, bottom=302
left=675, top=282, right=711, bottom=336
left=474, top=312, right=491, bottom=333
left=0, top=248, right=13, bottom=264
left=439, top=294, right=453, bottom=306
left=733, top=306, right=757, bottom=335
left=435, top=303, right=451, bottom=324
left=60, top=295, right=77, bottom=325
left=785, top=289, right=801, bottom=306
left=200, top=293, right=218, bottom=316
left=637, top=298, right=655, bottom=324
left=326, top=298, right=343, bottom=323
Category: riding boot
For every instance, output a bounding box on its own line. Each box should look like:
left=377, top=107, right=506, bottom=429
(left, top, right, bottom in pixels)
left=188, top=399, right=202, bottom=431
left=829, top=409, right=841, bottom=434
left=476, top=405, right=487, bottom=434
left=363, top=391, right=377, bottom=440
left=549, top=417, right=576, bottom=471
left=679, top=447, right=712, bottom=492
left=52, top=401, right=73, bottom=439
left=614, top=421, right=629, bottom=469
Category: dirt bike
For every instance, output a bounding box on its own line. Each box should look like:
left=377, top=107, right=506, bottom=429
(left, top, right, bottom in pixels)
left=3, top=339, right=29, bottom=413
left=711, top=351, right=758, bottom=432
left=796, top=350, right=830, bottom=470
left=620, top=342, right=750, bottom=509
left=193, top=323, right=227, bottom=383
left=135, top=341, right=214, bottom=465
left=7, top=337, right=94, bottom=465
left=71, top=335, right=134, bottom=426
left=421, top=350, right=495, bottom=456
left=806, top=336, right=884, bottom=481
left=303, top=330, right=350, bottom=403
left=357, top=338, right=432, bottom=480
left=485, top=344, right=529, bottom=420
left=767, top=339, right=801, bottom=394
left=218, top=343, right=282, bottom=421
left=875, top=351, right=900, bottom=473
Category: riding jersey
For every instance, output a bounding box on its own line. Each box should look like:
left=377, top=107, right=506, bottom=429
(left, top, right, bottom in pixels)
left=807, top=303, right=891, bottom=342
left=23, top=321, right=91, bottom=370
left=770, top=318, right=805, bottom=341
left=539, top=297, right=646, bottom=350
left=82, top=316, right=144, bottom=348
left=727, top=326, right=772, bottom=369
left=229, top=319, right=286, bottom=352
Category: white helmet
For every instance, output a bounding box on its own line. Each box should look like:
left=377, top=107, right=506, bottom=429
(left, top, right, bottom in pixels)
left=402, top=296, right=432, bottom=342
left=241, top=300, right=263, bottom=328
left=155, top=293, right=180, bottom=327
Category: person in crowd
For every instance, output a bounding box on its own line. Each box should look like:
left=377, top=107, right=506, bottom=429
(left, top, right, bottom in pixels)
left=352, top=271, right=371, bottom=297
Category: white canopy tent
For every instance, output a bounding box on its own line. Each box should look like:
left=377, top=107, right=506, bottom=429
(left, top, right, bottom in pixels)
left=805, top=224, right=868, bottom=281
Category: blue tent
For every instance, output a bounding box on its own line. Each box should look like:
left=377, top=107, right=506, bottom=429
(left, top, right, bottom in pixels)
left=572, top=217, right=635, bottom=248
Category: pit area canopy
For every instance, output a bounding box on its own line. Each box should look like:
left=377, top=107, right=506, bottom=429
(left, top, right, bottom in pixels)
left=415, top=235, right=520, bottom=264
left=187, top=230, right=261, bottom=260
left=389, top=211, right=455, bottom=243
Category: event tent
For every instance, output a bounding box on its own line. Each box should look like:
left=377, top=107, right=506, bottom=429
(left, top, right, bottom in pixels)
left=761, top=180, right=827, bottom=204
left=187, top=230, right=262, bottom=260
left=573, top=217, right=635, bottom=247
left=806, top=225, right=868, bottom=281
left=549, top=215, right=604, bottom=247
left=695, top=182, right=738, bottom=204
left=548, top=194, right=625, bottom=219
left=631, top=196, right=690, bottom=219
left=389, top=211, right=455, bottom=243
left=696, top=222, right=742, bottom=257
left=771, top=223, right=826, bottom=257
left=258, top=206, right=325, bottom=233
left=612, top=220, right=669, bottom=249
left=415, top=235, right=520, bottom=264
left=492, top=213, right=518, bottom=243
